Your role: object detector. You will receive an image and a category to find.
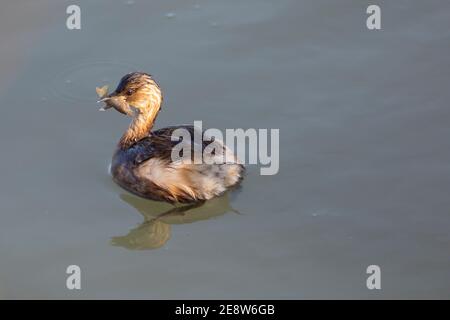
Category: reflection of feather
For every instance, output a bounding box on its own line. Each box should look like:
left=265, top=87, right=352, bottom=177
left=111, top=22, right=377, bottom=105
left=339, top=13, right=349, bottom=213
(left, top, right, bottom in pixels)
left=110, top=192, right=238, bottom=250
left=95, top=85, right=109, bottom=98
left=110, top=219, right=170, bottom=250
left=120, top=192, right=235, bottom=225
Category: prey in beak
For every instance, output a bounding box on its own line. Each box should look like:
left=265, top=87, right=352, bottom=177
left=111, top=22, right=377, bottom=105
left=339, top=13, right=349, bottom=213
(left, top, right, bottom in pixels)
left=96, top=85, right=113, bottom=111
left=95, top=84, right=132, bottom=115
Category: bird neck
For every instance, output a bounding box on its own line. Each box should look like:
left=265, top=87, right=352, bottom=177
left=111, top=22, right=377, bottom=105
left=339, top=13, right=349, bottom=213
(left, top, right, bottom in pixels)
left=119, top=104, right=160, bottom=149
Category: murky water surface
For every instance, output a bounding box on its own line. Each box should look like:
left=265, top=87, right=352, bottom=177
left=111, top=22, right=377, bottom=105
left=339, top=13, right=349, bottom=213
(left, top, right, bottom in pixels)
left=1, top=1, right=450, bottom=298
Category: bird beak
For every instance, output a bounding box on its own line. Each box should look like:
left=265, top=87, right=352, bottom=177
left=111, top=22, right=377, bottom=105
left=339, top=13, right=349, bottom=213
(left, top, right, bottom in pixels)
left=97, top=97, right=113, bottom=111
left=97, top=94, right=129, bottom=115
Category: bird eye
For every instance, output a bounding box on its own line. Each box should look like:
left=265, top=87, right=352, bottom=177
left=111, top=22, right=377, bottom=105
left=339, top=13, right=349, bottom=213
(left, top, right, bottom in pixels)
left=126, top=89, right=134, bottom=96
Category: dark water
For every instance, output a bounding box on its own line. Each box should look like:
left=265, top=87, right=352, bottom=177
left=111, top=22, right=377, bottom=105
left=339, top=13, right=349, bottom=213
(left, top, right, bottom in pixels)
left=1, top=0, right=450, bottom=298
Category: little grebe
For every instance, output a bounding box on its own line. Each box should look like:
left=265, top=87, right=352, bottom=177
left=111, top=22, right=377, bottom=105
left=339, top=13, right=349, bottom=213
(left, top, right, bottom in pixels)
left=98, top=72, right=244, bottom=203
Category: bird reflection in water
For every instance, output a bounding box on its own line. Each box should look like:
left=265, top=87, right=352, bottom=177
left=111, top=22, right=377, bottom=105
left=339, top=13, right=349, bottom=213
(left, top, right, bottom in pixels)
left=111, top=192, right=239, bottom=250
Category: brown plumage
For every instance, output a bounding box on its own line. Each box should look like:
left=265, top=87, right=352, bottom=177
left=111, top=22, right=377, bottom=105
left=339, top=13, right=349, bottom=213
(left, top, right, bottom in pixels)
left=99, top=72, right=244, bottom=203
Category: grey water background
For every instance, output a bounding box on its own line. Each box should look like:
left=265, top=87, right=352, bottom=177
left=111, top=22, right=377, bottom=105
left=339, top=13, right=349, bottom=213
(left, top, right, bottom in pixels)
left=0, top=0, right=449, bottom=299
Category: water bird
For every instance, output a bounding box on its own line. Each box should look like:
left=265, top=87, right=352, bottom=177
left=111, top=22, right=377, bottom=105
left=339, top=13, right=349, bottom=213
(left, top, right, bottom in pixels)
left=97, top=72, right=244, bottom=203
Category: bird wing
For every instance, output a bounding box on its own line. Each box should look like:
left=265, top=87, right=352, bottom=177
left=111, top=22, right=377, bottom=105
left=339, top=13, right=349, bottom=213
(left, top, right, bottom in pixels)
left=130, top=125, right=216, bottom=165
left=129, top=125, right=243, bottom=203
